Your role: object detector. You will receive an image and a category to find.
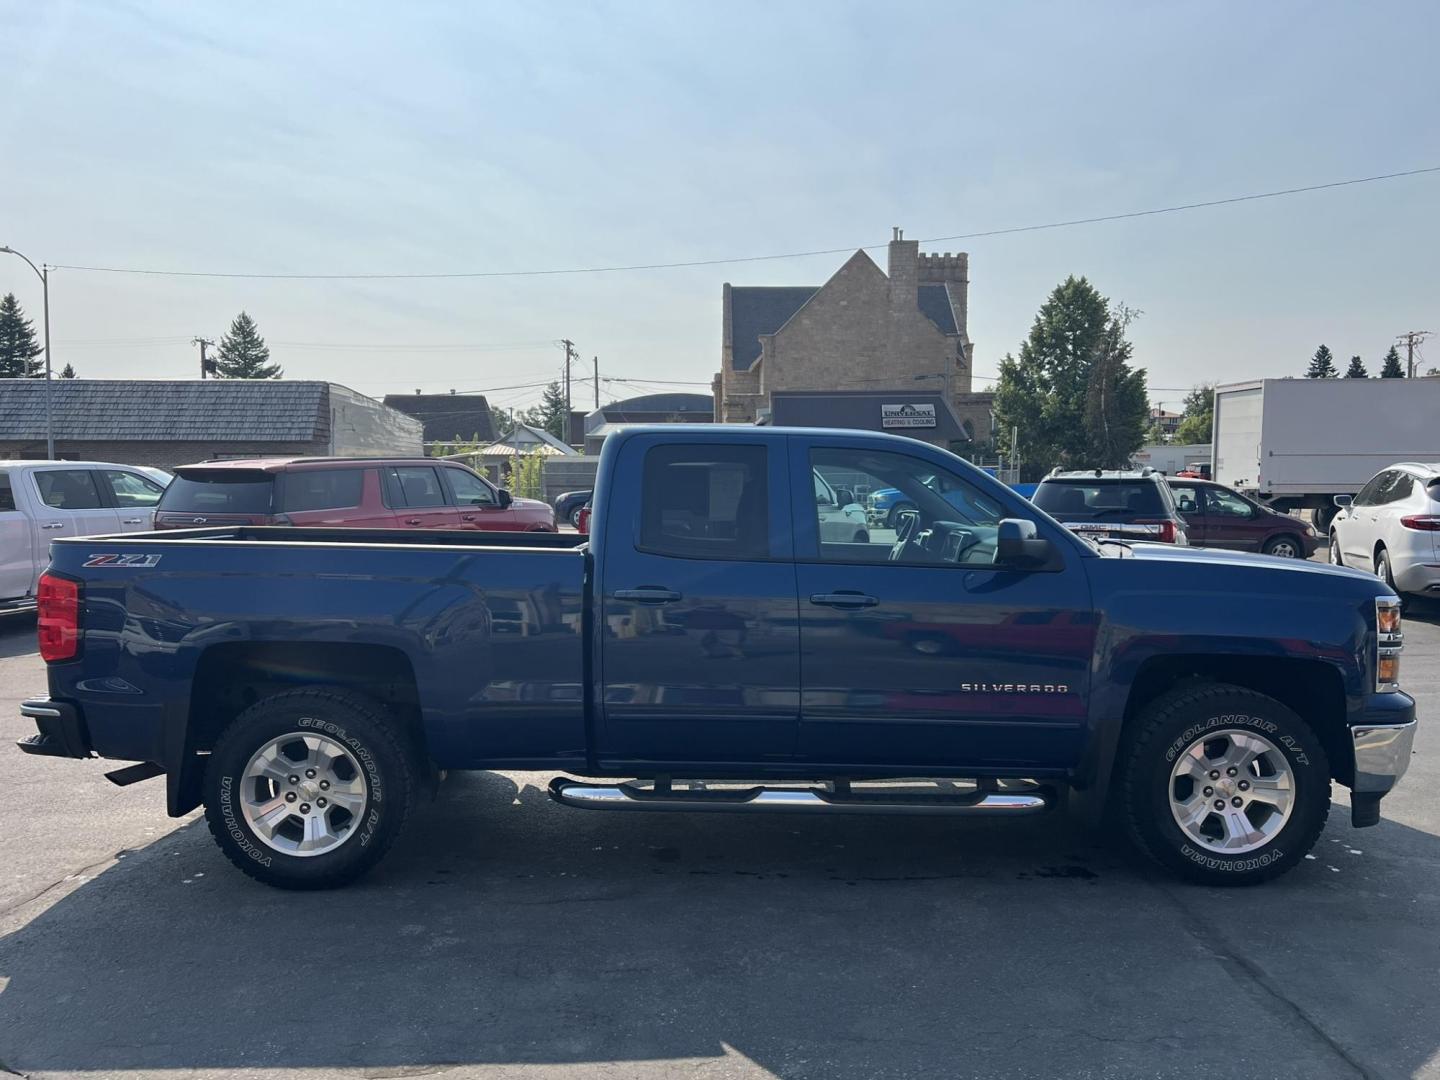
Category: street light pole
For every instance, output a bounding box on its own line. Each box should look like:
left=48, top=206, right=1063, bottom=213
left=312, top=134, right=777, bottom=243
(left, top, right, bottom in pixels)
left=1, top=245, right=55, bottom=458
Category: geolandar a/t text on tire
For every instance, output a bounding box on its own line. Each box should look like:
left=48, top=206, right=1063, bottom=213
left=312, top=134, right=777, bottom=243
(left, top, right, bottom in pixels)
left=203, top=688, right=417, bottom=890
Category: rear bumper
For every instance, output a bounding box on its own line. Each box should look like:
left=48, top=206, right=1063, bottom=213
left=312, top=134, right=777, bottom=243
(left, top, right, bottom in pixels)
left=1393, top=561, right=1440, bottom=596
left=16, top=698, right=92, bottom=759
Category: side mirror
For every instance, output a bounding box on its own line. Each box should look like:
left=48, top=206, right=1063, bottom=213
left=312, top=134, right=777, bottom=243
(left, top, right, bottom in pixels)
left=996, top=518, right=1054, bottom=569
left=1333, top=494, right=1352, bottom=508
left=835, top=488, right=855, bottom=507
left=498, top=488, right=513, bottom=509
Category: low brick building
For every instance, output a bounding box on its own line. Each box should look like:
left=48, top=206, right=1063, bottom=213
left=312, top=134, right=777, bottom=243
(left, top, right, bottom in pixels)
left=713, top=229, right=993, bottom=445
left=0, top=379, right=423, bottom=467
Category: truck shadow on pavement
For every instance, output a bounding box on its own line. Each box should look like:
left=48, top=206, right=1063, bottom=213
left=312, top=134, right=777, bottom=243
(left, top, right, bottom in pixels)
left=2, top=769, right=1438, bottom=1079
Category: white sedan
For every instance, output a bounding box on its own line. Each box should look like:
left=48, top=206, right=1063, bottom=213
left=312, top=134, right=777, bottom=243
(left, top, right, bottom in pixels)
left=1329, top=461, right=1440, bottom=600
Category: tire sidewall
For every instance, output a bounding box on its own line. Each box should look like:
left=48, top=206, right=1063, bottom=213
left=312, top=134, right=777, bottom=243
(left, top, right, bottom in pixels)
left=1128, top=691, right=1329, bottom=883
left=206, top=694, right=404, bottom=887
left=1264, top=534, right=1300, bottom=558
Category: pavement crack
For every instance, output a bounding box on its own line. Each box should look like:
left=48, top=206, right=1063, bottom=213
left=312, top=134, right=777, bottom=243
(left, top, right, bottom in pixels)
left=0, top=850, right=123, bottom=919
left=1156, top=886, right=1375, bottom=1080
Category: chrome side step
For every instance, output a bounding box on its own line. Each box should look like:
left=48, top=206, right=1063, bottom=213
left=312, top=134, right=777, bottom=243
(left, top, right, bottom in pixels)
left=547, top=777, right=1052, bottom=816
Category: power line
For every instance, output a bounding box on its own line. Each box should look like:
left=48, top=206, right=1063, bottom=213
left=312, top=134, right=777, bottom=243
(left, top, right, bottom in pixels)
left=45, top=166, right=1440, bottom=281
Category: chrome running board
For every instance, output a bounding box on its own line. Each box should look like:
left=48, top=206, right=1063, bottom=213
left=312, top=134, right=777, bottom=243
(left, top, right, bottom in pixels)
left=547, top=777, right=1052, bottom=816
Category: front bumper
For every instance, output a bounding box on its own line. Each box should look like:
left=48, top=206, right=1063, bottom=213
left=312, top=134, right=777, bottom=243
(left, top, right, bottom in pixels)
left=1351, top=720, right=1416, bottom=794
left=16, top=698, right=92, bottom=759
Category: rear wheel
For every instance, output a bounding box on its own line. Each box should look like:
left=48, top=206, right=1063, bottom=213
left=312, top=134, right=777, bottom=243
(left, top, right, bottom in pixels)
left=1119, top=684, right=1330, bottom=885
left=568, top=505, right=584, bottom=528
left=203, top=688, right=417, bottom=889
left=1313, top=503, right=1336, bottom=535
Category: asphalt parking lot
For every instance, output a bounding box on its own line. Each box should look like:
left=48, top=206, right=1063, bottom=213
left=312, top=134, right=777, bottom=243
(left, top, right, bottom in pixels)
left=1, top=587, right=1437, bottom=1080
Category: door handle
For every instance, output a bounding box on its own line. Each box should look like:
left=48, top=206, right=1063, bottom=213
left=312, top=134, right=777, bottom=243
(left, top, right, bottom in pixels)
left=810, top=592, right=878, bottom=608
left=41, top=522, right=65, bottom=530
left=614, top=587, right=683, bottom=604
left=404, top=518, right=423, bottom=526
left=461, top=514, right=476, bottom=521
left=123, top=518, right=144, bottom=525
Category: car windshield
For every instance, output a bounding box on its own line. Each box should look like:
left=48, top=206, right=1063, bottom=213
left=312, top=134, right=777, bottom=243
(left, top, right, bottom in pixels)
left=158, top=471, right=275, bottom=515
left=1033, top=480, right=1166, bottom=518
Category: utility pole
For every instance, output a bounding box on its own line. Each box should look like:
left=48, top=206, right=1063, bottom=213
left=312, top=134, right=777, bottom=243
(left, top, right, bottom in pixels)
left=560, top=338, right=577, bottom=419
left=1396, top=330, right=1433, bottom=379
left=192, top=337, right=216, bottom=379
left=592, top=355, right=600, bottom=409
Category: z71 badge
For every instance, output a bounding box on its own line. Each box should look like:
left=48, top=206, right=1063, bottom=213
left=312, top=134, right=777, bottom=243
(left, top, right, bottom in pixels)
left=82, top=554, right=164, bottom=568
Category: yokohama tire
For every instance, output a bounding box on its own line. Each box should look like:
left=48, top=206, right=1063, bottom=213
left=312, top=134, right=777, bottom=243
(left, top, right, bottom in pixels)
left=1120, top=683, right=1331, bottom=885
left=203, top=688, right=417, bottom=890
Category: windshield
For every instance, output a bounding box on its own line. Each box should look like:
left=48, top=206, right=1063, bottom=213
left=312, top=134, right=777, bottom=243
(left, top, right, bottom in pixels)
left=158, top=471, right=275, bottom=515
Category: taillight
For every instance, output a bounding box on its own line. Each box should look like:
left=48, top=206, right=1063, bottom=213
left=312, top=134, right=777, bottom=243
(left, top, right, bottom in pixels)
left=1399, top=515, right=1440, bottom=531
left=37, top=573, right=80, bottom=663
left=576, top=506, right=591, bottom=535
left=1135, top=519, right=1177, bottom=543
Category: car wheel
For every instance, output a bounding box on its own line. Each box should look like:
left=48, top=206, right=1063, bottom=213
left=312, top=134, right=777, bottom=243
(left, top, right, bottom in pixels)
left=852, top=529, right=870, bottom=544
left=1119, top=683, right=1330, bottom=885
left=1313, top=504, right=1336, bottom=534
left=568, top=506, right=584, bottom=528
left=1262, top=534, right=1302, bottom=559
left=886, top=502, right=917, bottom=530
left=1328, top=532, right=1344, bottom=566
left=1376, top=548, right=1399, bottom=595
left=203, top=688, right=417, bottom=890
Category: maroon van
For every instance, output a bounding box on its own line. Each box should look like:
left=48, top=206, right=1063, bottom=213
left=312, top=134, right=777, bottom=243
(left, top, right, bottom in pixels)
left=153, top=458, right=555, bottom=532
left=1166, top=478, right=1317, bottom=558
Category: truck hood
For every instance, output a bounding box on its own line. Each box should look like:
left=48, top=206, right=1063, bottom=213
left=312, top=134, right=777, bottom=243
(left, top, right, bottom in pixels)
left=1120, top=541, right=1380, bottom=586
left=510, top=496, right=550, bottom=513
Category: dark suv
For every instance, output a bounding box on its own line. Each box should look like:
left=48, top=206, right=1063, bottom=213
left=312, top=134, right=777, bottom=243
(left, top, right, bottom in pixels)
left=1031, top=469, right=1189, bottom=544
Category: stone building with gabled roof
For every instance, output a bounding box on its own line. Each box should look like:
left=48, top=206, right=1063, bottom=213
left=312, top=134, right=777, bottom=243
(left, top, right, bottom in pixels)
left=714, top=230, right=992, bottom=447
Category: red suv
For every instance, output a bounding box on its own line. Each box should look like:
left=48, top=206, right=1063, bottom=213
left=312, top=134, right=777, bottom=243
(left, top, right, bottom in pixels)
left=153, top=458, right=555, bottom=532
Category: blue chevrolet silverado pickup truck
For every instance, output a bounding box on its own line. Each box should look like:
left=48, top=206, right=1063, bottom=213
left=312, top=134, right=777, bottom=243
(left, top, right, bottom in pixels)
left=18, top=426, right=1417, bottom=889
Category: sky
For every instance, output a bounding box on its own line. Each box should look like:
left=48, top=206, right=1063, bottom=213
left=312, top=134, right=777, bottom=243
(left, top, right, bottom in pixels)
left=2, top=0, right=1437, bottom=417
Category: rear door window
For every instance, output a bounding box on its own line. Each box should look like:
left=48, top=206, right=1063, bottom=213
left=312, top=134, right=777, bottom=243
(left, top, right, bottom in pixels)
left=34, top=470, right=105, bottom=509
left=387, top=466, right=448, bottom=508
left=159, top=471, right=275, bottom=514
left=0, top=474, right=14, bottom=512
left=639, top=444, right=769, bottom=560
left=279, top=468, right=366, bottom=512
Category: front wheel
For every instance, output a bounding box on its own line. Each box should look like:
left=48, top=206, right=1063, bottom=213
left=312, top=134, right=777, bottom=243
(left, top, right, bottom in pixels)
left=1262, top=534, right=1303, bottom=558
left=203, top=688, right=417, bottom=889
left=1119, top=684, right=1330, bottom=885
left=1329, top=532, right=1344, bottom=566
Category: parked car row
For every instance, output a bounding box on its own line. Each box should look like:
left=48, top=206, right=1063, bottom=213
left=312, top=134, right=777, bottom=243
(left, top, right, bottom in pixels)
left=1, top=455, right=555, bottom=610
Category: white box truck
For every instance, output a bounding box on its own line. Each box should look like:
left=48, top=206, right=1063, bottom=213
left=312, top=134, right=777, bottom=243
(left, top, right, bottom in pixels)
left=1212, top=377, right=1440, bottom=532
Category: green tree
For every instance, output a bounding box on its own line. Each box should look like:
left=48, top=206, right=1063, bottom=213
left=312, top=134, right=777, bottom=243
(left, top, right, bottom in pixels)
left=59, top=362, right=76, bottom=378
left=506, top=450, right=546, bottom=499
left=993, top=277, right=1148, bottom=478
left=1344, top=355, right=1368, bottom=378
left=1173, top=384, right=1215, bottom=444
left=0, top=292, right=44, bottom=378
left=1379, top=346, right=1405, bottom=379
left=519, top=381, right=570, bottom=440
left=213, top=311, right=282, bottom=379
left=1305, top=344, right=1337, bottom=378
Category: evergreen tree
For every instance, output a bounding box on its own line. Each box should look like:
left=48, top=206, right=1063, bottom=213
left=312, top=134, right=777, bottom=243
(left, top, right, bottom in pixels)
left=1344, top=355, right=1368, bottom=378
left=212, top=312, right=282, bottom=379
left=0, top=292, right=44, bottom=378
left=1174, top=384, right=1215, bottom=444
left=993, top=276, right=1148, bottom=478
left=1305, top=344, right=1337, bottom=378
left=519, top=381, right=570, bottom=440
left=1379, top=346, right=1405, bottom=379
